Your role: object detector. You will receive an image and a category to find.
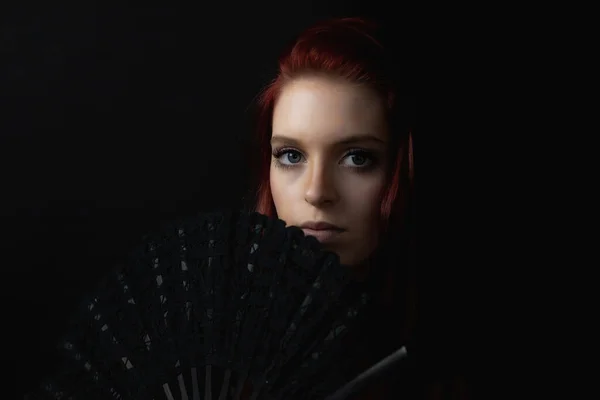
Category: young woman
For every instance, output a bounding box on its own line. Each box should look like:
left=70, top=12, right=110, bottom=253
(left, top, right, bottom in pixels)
left=244, top=17, right=422, bottom=399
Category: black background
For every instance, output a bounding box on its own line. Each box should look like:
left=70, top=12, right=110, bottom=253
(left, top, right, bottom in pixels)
left=3, top=2, right=438, bottom=396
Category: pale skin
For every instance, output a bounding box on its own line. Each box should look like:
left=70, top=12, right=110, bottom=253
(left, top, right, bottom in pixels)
left=270, top=75, right=391, bottom=267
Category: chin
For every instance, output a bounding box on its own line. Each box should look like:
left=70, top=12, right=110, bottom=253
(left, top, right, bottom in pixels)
left=337, top=252, right=361, bottom=268
left=339, top=249, right=375, bottom=269
left=322, top=242, right=375, bottom=268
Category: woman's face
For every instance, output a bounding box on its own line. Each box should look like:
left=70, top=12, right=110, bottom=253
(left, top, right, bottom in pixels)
left=270, top=76, right=390, bottom=267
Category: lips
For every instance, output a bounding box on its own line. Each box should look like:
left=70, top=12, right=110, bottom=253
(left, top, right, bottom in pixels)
left=297, top=221, right=345, bottom=243
left=299, top=221, right=344, bottom=231
left=301, top=228, right=343, bottom=243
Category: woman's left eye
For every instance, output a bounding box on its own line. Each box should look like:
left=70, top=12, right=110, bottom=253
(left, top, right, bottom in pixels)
left=341, top=151, right=374, bottom=167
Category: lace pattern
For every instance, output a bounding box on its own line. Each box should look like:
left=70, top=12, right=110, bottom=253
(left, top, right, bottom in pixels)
left=26, top=210, right=373, bottom=400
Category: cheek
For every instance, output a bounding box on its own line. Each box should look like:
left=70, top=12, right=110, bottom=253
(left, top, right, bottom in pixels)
left=342, top=173, right=387, bottom=218
left=270, top=167, right=281, bottom=203
left=269, top=167, right=292, bottom=218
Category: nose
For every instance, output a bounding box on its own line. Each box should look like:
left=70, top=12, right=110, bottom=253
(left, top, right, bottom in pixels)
left=304, top=160, right=339, bottom=206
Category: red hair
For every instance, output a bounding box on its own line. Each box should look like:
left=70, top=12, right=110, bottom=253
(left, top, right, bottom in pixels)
left=248, top=17, right=414, bottom=239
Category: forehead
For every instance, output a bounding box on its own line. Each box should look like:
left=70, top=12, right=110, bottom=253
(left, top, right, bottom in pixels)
left=272, top=76, right=388, bottom=145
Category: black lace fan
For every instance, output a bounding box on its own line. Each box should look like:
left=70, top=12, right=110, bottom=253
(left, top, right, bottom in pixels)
left=26, top=210, right=376, bottom=400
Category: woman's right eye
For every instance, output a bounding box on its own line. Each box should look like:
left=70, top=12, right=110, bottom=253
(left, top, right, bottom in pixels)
left=276, top=150, right=304, bottom=165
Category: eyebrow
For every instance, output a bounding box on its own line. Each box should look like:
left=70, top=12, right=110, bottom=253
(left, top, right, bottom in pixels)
left=270, top=134, right=387, bottom=147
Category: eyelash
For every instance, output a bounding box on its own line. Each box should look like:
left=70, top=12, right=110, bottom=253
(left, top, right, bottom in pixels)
left=271, top=147, right=378, bottom=172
